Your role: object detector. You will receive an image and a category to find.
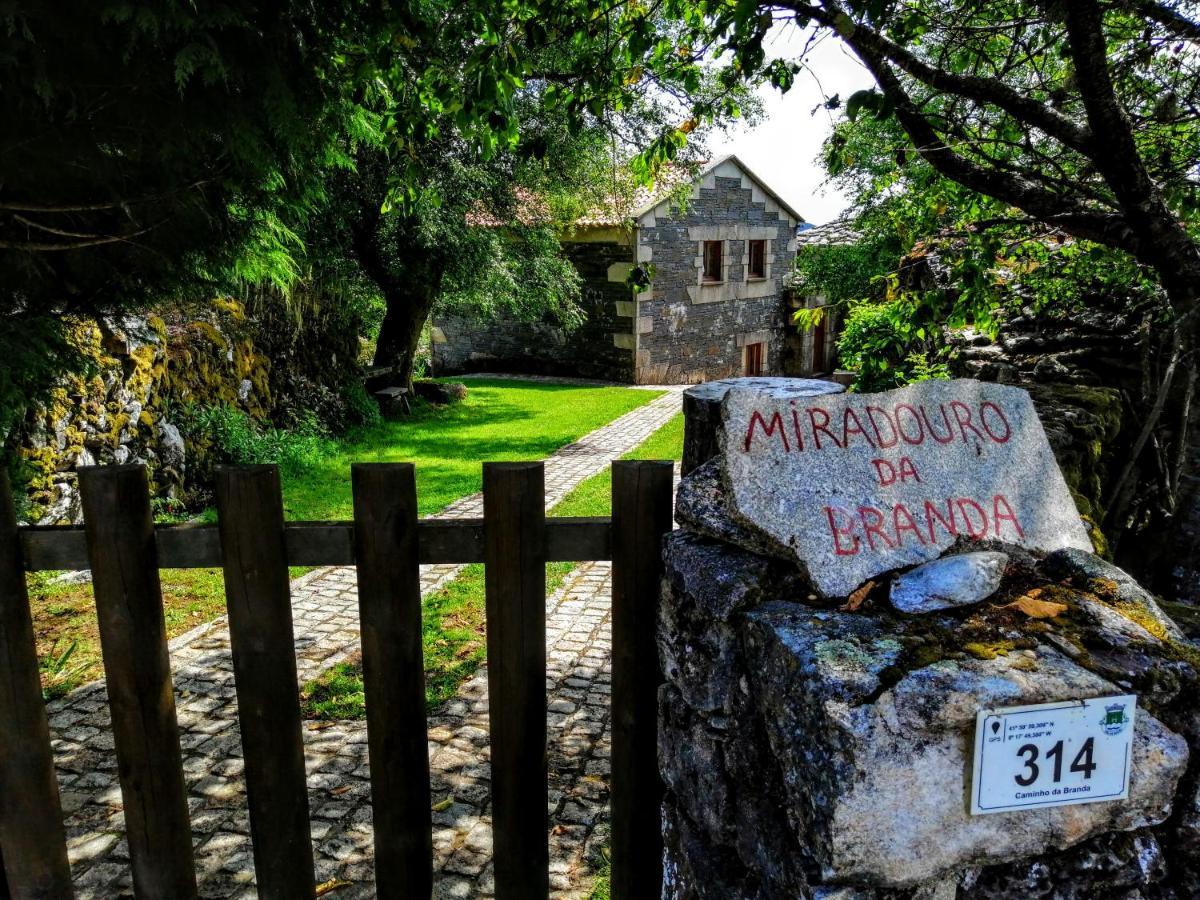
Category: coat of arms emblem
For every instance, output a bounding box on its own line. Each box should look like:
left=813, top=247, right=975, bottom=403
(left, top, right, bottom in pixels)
left=1101, top=703, right=1129, bottom=736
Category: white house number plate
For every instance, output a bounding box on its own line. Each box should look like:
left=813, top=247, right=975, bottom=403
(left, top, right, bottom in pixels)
left=970, top=695, right=1137, bottom=815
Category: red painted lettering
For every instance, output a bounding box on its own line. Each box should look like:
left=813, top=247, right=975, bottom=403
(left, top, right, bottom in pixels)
left=825, top=506, right=860, bottom=556
left=859, top=506, right=896, bottom=551
left=920, top=403, right=956, bottom=444
left=897, top=457, right=922, bottom=483
left=992, top=494, right=1025, bottom=539
left=924, top=499, right=958, bottom=543
left=865, top=406, right=899, bottom=449
left=790, top=406, right=806, bottom=451
left=892, top=503, right=926, bottom=546
left=955, top=498, right=989, bottom=538
left=871, top=459, right=897, bottom=486
left=950, top=401, right=986, bottom=445
left=842, top=408, right=875, bottom=449
left=894, top=404, right=926, bottom=445
left=980, top=402, right=1011, bottom=443
left=744, top=410, right=790, bottom=453
left=808, top=407, right=842, bottom=450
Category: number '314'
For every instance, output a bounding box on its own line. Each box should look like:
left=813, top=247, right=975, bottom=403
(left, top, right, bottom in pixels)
left=1015, top=738, right=1097, bottom=786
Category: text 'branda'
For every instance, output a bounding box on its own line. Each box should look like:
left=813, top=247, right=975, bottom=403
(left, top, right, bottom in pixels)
left=718, top=379, right=1093, bottom=598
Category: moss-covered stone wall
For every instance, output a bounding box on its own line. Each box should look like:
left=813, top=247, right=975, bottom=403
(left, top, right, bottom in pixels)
left=14, top=300, right=275, bottom=524
left=12, top=291, right=366, bottom=524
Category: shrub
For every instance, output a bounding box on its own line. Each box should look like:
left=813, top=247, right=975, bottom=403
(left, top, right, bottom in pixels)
left=341, top=380, right=383, bottom=428
left=183, top=404, right=331, bottom=474
left=838, top=300, right=950, bottom=392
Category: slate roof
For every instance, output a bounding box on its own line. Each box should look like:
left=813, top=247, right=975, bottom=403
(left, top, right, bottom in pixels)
left=468, top=155, right=803, bottom=229
left=795, top=216, right=862, bottom=247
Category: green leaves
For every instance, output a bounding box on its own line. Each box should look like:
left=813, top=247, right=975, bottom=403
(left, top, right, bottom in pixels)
left=844, top=89, right=891, bottom=122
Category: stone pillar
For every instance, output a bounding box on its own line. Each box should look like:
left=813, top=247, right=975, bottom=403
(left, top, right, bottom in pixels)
left=659, top=378, right=1200, bottom=899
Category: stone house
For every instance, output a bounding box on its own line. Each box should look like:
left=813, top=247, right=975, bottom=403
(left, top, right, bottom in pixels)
left=432, top=155, right=803, bottom=384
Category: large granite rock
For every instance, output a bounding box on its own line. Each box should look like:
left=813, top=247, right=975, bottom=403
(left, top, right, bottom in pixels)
left=660, top=376, right=1199, bottom=899
left=716, top=379, right=1093, bottom=597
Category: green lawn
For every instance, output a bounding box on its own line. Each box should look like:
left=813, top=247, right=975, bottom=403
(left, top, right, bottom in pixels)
left=550, top=411, right=683, bottom=518
left=300, top=411, right=683, bottom=719
left=28, top=380, right=665, bottom=699
left=281, top=378, right=664, bottom=521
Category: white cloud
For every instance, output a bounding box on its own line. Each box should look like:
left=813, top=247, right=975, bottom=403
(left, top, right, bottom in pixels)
left=709, top=22, right=876, bottom=225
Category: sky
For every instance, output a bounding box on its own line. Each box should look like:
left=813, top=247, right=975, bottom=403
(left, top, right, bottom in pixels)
left=708, top=23, right=876, bottom=225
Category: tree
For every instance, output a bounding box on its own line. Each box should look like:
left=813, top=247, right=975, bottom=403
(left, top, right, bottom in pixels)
left=311, top=137, right=586, bottom=389
left=810, top=78, right=1184, bottom=549
left=0, top=0, right=577, bottom=434
left=308, top=25, right=752, bottom=390
left=523, top=0, right=1200, bottom=545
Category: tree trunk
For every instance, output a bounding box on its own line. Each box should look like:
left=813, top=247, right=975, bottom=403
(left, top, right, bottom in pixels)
left=348, top=193, right=442, bottom=393
left=373, top=284, right=433, bottom=392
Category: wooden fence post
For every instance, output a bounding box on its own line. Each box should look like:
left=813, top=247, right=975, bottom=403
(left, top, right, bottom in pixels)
left=215, top=466, right=314, bottom=899
left=483, top=462, right=548, bottom=899
left=78, top=465, right=197, bottom=899
left=0, top=471, right=73, bottom=899
left=610, top=460, right=674, bottom=899
left=350, top=464, right=432, bottom=896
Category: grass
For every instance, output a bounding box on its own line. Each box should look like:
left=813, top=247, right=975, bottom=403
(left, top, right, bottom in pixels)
left=281, top=378, right=663, bottom=521
left=589, top=853, right=611, bottom=899
left=26, top=379, right=664, bottom=700
left=551, top=411, right=683, bottom=518
left=300, top=412, right=683, bottom=720
left=27, top=568, right=228, bottom=698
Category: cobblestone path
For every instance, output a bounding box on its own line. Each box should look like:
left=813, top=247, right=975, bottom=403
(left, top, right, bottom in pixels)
left=47, top=385, right=681, bottom=898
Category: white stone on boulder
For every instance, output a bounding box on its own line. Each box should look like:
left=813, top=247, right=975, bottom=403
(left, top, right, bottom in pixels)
left=889, top=551, right=1008, bottom=614
left=718, top=379, right=1093, bottom=597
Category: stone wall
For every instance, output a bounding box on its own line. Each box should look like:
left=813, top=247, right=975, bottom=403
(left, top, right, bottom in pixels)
left=10, top=297, right=363, bottom=524
left=659, top=533, right=1199, bottom=898
left=432, top=238, right=637, bottom=383
left=634, top=173, right=793, bottom=384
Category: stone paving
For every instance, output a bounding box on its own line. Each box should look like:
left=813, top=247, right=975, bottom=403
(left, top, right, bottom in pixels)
left=45, top=384, right=683, bottom=898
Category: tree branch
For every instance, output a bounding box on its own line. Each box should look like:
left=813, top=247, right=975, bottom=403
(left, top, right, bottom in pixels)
left=1123, top=0, right=1200, bottom=41
left=815, top=4, right=1137, bottom=253
left=790, top=0, right=1095, bottom=154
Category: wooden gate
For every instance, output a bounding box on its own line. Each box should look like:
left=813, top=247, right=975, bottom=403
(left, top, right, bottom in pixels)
left=0, top=460, right=673, bottom=899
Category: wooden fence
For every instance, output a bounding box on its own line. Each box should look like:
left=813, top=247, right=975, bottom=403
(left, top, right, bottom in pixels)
left=0, top=460, right=674, bottom=899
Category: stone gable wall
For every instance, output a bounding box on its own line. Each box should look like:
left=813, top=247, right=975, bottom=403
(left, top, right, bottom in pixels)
left=634, top=173, right=794, bottom=384
left=431, top=239, right=636, bottom=383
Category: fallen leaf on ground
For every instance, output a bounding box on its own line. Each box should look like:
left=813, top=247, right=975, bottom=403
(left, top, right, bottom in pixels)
left=432, top=795, right=455, bottom=812
left=841, top=580, right=876, bottom=612
left=1005, top=592, right=1069, bottom=619
left=315, top=878, right=352, bottom=896
left=330, top=784, right=352, bottom=796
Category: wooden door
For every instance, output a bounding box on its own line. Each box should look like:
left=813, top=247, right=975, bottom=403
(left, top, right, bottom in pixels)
left=744, top=342, right=764, bottom=377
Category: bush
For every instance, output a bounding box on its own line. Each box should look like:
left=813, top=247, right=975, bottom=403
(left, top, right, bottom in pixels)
left=341, top=380, right=383, bottom=428
left=838, top=300, right=950, bottom=392
left=183, top=404, right=331, bottom=474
